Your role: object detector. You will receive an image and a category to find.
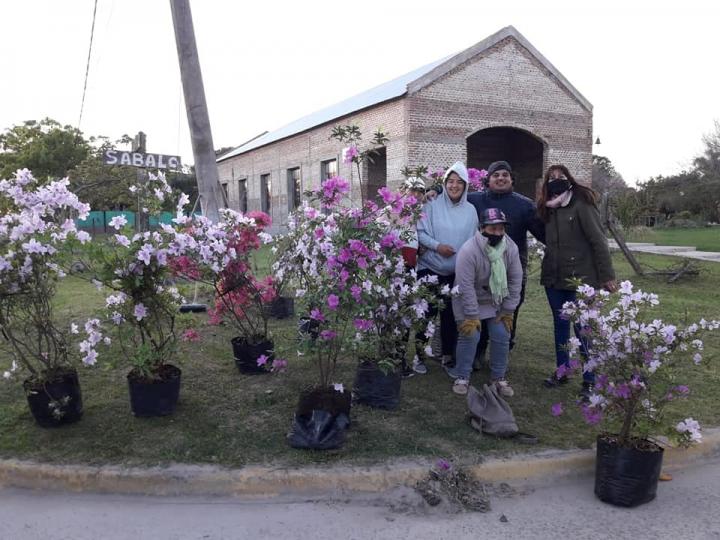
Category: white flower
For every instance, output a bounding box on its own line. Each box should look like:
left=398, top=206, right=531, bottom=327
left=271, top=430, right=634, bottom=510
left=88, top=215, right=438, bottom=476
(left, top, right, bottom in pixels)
left=676, top=418, right=702, bottom=443
left=70, top=323, right=79, bottom=334
left=114, top=234, right=131, bottom=247
left=108, top=215, right=128, bottom=230
left=648, top=359, right=662, bottom=373
left=333, top=383, right=344, bottom=393
left=450, top=285, right=460, bottom=296
left=693, top=353, right=702, bottom=365
left=82, top=349, right=98, bottom=366
left=440, top=284, right=450, bottom=295
left=133, top=303, right=148, bottom=321
left=424, top=345, right=434, bottom=358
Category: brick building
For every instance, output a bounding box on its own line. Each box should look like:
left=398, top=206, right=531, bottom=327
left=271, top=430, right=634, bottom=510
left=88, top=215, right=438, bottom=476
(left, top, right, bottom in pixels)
left=217, top=26, right=593, bottom=229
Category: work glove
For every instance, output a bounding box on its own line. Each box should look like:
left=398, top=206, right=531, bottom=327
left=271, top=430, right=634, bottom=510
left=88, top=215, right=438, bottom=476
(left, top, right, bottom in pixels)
left=497, top=313, right=514, bottom=334
left=458, top=319, right=481, bottom=337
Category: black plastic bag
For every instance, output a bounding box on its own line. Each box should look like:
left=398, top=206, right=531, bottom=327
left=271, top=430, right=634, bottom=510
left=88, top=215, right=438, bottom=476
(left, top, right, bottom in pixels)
left=287, top=410, right=350, bottom=450
left=594, top=435, right=664, bottom=507
left=353, top=360, right=401, bottom=410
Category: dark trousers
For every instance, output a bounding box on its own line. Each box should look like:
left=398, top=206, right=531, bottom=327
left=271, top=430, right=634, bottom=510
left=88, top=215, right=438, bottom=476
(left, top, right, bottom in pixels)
left=544, top=287, right=594, bottom=384
left=415, top=269, right=457, bottom=357
left=477, top=269, right=528, bottom=357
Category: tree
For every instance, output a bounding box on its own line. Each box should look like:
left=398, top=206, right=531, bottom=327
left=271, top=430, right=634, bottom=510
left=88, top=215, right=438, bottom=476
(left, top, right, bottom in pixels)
left=0, top=118, right=90, bottom=181
left=592, top=155, right=628, bottom=196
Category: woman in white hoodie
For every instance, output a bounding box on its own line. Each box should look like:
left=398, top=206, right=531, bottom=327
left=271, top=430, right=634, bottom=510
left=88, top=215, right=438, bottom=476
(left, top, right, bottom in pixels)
left=414, top=162, right=479, bottom=374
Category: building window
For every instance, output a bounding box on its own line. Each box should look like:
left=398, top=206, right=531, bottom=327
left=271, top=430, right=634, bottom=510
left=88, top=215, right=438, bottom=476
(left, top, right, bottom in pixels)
left=260, top=174, right=271, bottom=214
left=321, top=159, right=338, bottom=180
left=221, top=182, right=229, bottom=206
left=287, top=167, right=302, bottom=210
left=238, top=178, right=247, bottom=213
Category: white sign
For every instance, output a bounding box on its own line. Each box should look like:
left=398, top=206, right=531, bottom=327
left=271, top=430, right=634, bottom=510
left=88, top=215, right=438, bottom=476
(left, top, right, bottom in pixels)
left=103, top=150, right=181, bottom=170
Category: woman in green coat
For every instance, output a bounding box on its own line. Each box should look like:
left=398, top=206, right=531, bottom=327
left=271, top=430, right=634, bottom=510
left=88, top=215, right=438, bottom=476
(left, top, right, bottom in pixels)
left=537, top=164, right=617, bottom=400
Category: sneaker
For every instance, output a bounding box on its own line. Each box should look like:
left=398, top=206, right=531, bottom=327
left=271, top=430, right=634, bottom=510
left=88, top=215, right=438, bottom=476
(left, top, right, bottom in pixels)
left=452, top=378, right=469, bottom=395
left=401, top=365, right=415, bottom=379
left=412, top=357, right=428, bottom=375
left=494, top=378, right=515, bottom=398
left=444, top=365, right=460, bottom=380
left=579, top=382, right=594, bottom=403
left=543, top=373, right=569, bottom=388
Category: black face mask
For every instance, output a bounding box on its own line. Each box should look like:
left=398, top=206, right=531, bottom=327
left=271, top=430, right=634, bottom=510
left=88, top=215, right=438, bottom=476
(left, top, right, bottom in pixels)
left=482, top=232, right=503, bottom=247
left=547, top=179, right=571, bottom=197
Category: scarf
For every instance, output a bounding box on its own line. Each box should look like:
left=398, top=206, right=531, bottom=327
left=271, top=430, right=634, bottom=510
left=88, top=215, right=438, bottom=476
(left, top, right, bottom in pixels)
left=485, top=237, right=508, bottom=305
left=545, top=190, right=573, bottom=209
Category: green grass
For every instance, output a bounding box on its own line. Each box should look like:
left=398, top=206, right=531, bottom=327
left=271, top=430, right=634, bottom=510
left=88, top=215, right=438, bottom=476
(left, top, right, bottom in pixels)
left=624, top=227, right=720, bottom=252
left=1, top=253, right=719, bottom=468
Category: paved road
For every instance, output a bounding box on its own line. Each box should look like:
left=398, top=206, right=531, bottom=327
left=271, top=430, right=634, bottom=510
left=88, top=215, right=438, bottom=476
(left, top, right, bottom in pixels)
left=1, top=458, right=719, bottom=540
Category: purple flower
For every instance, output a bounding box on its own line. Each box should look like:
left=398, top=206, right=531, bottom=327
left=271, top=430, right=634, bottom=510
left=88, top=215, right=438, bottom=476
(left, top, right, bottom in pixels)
left=354, top=318, right=373, bottom=331
left=310, top=308, right=325, bottom=322
left=380, top=232, right=402, bottom=249
left=551, top=402, right=564, bottom=416
left=350, top=285, right=362, bottom=302
left=378, top=187, right=394, bottom=204
left=320, top=329, right=337, bottom=340
left=133, top=303, right=148, bottom=321
left=581, top=404, right=603, bottom=425
left=436, top=458, right=452, bottom=471
left=271, top=358, right=288, bottom=372
left=256, top=354, right=269, bottom=366
left=342, top=145, right=359, bottom=164
left=327, top=294, right=340, bottom=310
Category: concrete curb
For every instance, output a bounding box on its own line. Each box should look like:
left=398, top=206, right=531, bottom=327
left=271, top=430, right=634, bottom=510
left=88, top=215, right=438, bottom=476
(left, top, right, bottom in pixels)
left=1, top=429, right=718, bottom=497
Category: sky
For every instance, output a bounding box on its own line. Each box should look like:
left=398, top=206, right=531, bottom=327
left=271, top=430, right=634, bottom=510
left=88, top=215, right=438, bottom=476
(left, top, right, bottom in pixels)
left=1, top=0, right=719, bottom=186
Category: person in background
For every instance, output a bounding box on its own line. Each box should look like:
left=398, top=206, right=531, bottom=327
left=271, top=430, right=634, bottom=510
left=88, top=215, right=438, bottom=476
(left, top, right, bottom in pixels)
left=447, top=208, right=522, bottom=396
left=467, top=161, right=545, bottom=365
left=537, top=164, right=617, bottom=401
left=414, top=162, right=478, bottom=374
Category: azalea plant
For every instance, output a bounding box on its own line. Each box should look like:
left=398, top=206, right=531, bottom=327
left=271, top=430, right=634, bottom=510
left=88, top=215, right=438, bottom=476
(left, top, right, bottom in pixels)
left=554, top=280, right=720, bottom=448
left=274, top=175, right=436, bottom=387
left=171, top=208, right=286, bottom=372
left=0, top=168, right=104, bottom=385
left=331, top=124, right=389, bottom=204
left=80, top=172, right=189, bottom=380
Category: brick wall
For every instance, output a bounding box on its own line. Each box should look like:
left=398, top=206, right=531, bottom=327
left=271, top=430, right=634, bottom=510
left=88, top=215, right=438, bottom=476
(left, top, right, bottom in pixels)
left=406, top=37, right=593, bottom=187
left=217, top=99, right=406, bottom=231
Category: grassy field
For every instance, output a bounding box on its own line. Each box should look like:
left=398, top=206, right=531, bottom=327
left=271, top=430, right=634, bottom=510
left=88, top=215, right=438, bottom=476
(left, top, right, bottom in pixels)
left=624, top=227, right=720, bottom=252
left=0, top=251, right=719, bottom=468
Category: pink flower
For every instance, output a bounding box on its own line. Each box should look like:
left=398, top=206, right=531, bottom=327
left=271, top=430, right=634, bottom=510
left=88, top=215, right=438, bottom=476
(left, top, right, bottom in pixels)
left=327, top=294, right=340, bottom=310
left=181, top=328, right=200, bottom=342
left=271, top=358, right=288, bottom=373
left=350, top=285, right=362, bottom=302
left=436, top=458, right=451, bottom=471
left=320, top=329, right=337, bottom=340
left=256, top=354, right=269, bottom=366
left=354, top=318, right=373, bottom=331
left=310, top=308, right=325, bottom=322
left=342, top=145, right=359, bottom=164
left=551, top=403, right=564, bottom=416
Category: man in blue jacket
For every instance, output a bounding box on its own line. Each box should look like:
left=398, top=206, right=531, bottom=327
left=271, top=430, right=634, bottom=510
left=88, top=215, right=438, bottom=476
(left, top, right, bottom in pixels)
left=467, top=161, right=545, bottom=357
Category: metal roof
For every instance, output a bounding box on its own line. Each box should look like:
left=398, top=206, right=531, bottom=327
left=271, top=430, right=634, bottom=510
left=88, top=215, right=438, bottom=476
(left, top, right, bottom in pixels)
left=217, top=26, right=592, bottom=162
left=216, top=55, right=450, bottom=162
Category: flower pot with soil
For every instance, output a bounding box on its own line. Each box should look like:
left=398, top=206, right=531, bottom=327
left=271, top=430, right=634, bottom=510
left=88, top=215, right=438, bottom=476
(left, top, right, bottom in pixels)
left=231, top=336, right=274, bottom=374
left=594, top=434, right=664, bottom=507
left=127, top=364, right=182, bottom=417
left=287, top=385, right=351, bottom=450
left=24, top=368, right=84, bottom=427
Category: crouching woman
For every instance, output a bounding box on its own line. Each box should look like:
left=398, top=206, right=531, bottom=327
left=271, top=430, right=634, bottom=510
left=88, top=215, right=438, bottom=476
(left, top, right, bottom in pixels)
left=447, top=208, right=523, bottom=396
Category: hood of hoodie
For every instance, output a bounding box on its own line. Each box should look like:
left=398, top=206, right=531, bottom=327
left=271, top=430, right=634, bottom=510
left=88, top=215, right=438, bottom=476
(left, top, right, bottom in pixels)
left=442, top=161, right=469, bottom=207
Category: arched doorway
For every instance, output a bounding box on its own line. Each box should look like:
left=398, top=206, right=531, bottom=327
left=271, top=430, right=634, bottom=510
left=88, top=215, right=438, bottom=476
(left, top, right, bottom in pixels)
left=467, top=127, right=545, bottom=200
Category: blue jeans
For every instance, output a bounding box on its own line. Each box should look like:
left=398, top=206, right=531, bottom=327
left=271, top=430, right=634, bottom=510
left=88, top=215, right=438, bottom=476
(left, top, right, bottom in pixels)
left=451, top=318, right=510, bottom=380
left=544, top=287, right=594, bottom=384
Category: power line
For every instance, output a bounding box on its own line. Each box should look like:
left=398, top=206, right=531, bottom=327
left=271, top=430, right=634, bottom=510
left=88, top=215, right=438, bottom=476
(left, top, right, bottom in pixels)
left=78, top=0, right=99, bottom=130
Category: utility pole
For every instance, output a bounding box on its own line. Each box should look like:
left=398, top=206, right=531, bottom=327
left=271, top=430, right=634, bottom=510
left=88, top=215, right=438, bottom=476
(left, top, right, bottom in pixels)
left=170, top=0, right=221, bottom=223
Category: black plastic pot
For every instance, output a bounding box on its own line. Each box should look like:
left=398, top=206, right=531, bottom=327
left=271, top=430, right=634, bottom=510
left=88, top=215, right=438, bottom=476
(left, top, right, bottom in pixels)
left=24, top=368, right=84, bottom=428
left=288, top=386, right=352, bottom=450
left=127, top=364, right=181, bottom=417
left=270, top=297, right=295, bottom=319
left=594, top=435, right=664, bottom=507
left=297, top=317, right=319, bottom=342
left=231, top=337, right=273, bottom=374
left=352, top=360, right=401, bottom=410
